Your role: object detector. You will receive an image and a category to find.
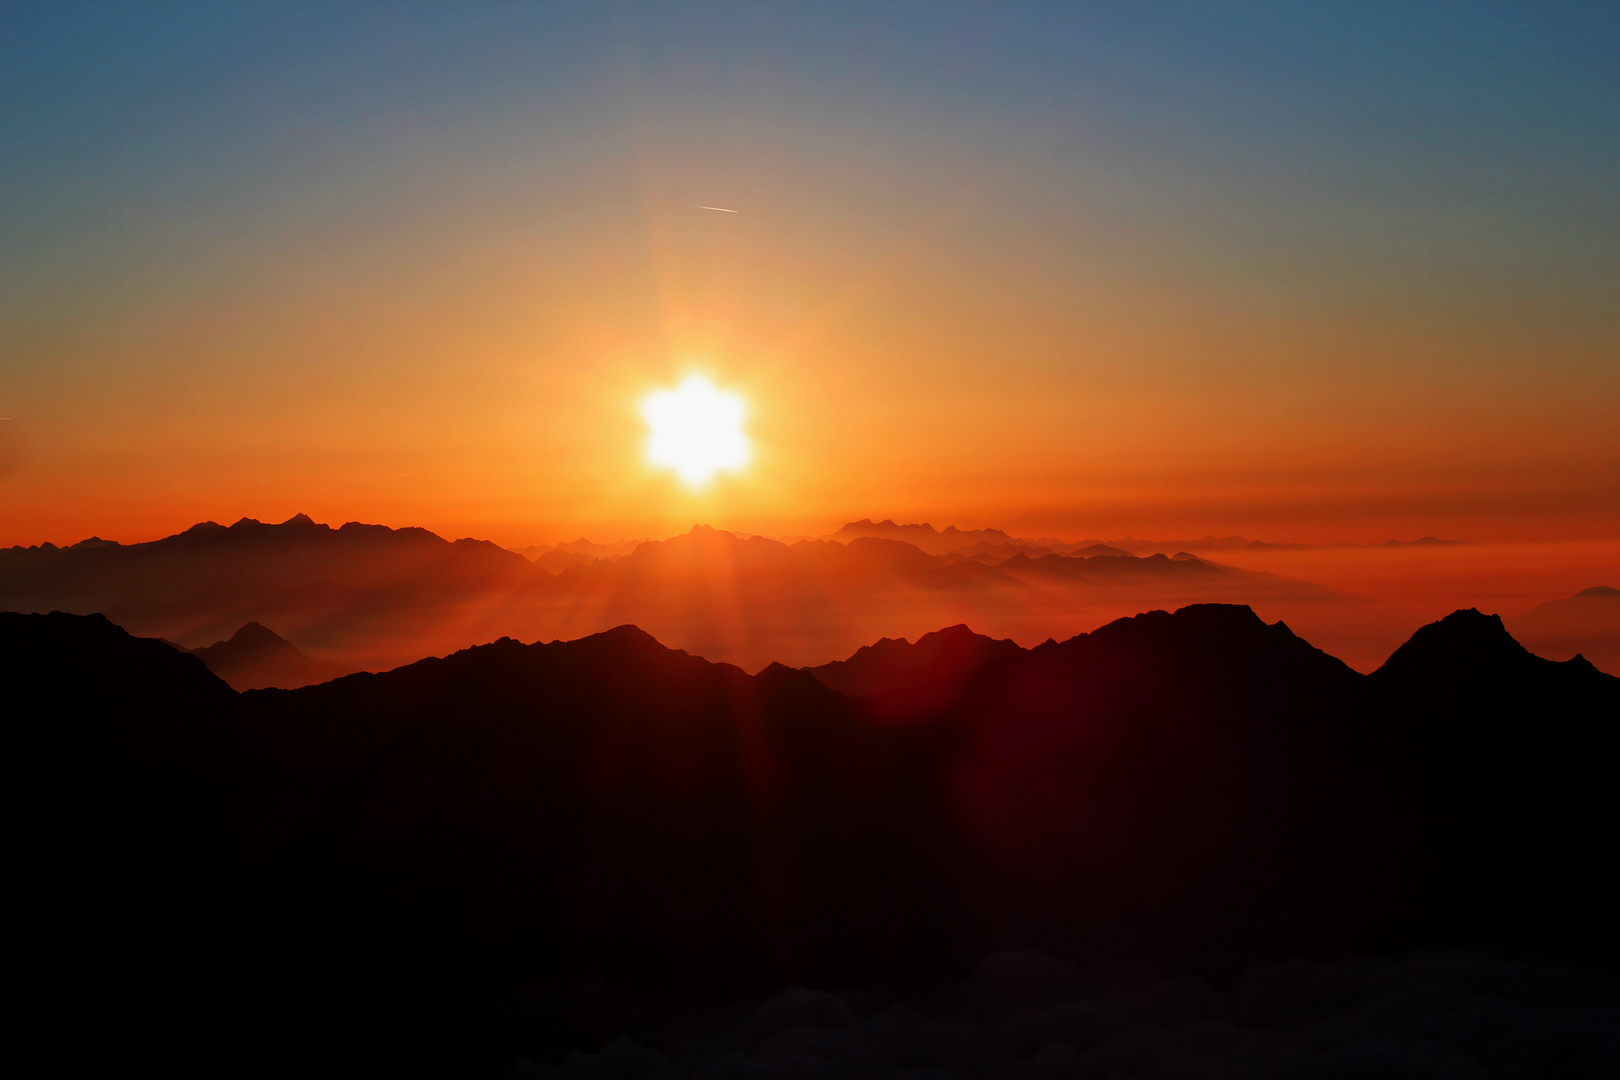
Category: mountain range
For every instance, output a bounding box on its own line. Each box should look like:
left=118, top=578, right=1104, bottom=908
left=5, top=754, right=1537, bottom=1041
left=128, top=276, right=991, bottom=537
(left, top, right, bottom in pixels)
left=8, top=515, right=1613, bottom=685
left=2, top=515, right=1355, bottom=677
left=830, top=517, right=1467, bottom=556
left=8, top=602, right=1614, bottom=1075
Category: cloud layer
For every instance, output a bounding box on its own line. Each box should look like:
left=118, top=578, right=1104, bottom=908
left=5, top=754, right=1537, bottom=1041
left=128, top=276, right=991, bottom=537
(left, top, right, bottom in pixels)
left=524, top=951, right=1618, bottom=1080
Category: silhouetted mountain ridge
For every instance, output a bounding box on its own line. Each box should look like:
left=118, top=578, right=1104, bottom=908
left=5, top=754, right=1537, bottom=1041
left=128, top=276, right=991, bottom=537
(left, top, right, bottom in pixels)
left=7, top=603, right=1615, bottom=1072
left=4, top=516, right=1346, bottom=673
left=831, top=519, right=1469, bottom=557
left=0, top=513, right=463, bottom=611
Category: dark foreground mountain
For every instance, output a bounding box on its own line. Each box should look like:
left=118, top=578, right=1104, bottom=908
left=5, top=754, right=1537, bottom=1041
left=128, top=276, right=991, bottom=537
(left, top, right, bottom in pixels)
left=802, top=622, right=1024, bottom=714
left=7, top=605, right=1616, bottom=1076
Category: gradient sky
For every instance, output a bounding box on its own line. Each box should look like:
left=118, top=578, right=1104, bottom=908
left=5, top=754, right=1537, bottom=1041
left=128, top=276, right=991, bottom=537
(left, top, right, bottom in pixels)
left=2, top=1, right=1616, bottom=547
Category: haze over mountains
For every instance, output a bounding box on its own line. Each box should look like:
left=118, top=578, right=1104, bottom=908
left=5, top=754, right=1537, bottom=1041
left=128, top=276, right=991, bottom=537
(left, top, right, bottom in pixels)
left=9, top=602, right=1615, bottom=1075
left=1512, top=585, right=1620, bottom=675
left=13, top=512, right=1608, bottom=685
left=184, top=620, right=347, bottom=691
left=829, top=518, right=1468, bottom=557
left=1, top=513, right=1354, bottom=681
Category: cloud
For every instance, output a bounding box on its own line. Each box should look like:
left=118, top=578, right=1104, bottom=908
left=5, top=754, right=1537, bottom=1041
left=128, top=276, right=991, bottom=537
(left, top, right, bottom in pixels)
left=515, top=951, right=1619, bottom=1079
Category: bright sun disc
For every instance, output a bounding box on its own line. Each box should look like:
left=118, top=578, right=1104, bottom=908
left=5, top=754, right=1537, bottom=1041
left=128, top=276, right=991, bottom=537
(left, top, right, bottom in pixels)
left=642, top=375, right=750, bottom=487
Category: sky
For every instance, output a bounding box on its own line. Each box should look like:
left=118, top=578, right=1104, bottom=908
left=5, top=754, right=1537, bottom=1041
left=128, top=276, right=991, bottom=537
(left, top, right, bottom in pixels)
left=2, top=0, right=1616, bottom=548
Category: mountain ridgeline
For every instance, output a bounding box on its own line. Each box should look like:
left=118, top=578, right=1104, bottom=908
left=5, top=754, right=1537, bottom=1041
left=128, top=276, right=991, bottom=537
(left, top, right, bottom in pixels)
left=0, top=514, right=1344, bottom=676
left=8, top=513, right=1614, bottom=678
left=7, top=602, right=1615, bottom=1074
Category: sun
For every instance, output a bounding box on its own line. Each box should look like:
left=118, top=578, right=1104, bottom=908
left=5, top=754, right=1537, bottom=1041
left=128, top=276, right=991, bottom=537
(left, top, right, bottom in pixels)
left=642, top=375, right=750, bottom=487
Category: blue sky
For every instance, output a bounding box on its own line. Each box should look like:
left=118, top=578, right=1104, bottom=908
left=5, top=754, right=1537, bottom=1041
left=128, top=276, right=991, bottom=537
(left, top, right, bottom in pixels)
left=2, top=1, right=1616, bottom=543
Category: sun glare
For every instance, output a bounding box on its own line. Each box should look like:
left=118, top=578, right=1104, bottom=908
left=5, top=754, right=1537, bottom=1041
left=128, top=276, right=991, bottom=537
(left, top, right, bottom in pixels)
left=642, top=375, right=750, bottom=487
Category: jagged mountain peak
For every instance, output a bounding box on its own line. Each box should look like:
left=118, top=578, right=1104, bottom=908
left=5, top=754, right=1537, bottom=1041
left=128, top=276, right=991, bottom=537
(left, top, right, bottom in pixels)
left=806, top=622, right=1021, bottom=699
left=1373, top=608, right=1532, bottom=678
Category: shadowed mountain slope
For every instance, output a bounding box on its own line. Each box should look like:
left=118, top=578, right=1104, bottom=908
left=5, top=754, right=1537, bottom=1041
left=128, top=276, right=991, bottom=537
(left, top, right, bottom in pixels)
left=1366, top=608, right=1618, bottom=945
left=6, top=604, right=1615, bottom=1073
left=804, top=624, right=1024, bottom=720
left=806, top=623, right=1023, bottom=698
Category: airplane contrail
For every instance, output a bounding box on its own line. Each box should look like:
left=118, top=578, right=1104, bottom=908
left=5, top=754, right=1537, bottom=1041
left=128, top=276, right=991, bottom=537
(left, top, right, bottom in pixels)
left=695, top=205, right=739, bottom=213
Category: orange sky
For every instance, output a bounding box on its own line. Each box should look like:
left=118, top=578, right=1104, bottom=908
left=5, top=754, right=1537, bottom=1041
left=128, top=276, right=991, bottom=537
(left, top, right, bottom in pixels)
left=2, top=4, right=1616, bottom=550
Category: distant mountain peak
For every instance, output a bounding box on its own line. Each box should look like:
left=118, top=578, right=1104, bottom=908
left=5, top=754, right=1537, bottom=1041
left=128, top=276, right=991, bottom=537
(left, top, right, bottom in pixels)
left=229, top=620, right=279, bottom=642
left=450, top=536, right=507, bottom=552
left=840, top=518, right=936, bottom=534
left=218, top=514, right=329, bottom=533
left=194, top=621, right=304, bottom=665
left=1077, top=544, right=1131, bottom=558
left=589, top=624, right=672, bottom=651
left=184, top=621, right=351, bottom=691
left=1576, top=585, right=1618, bottom=599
